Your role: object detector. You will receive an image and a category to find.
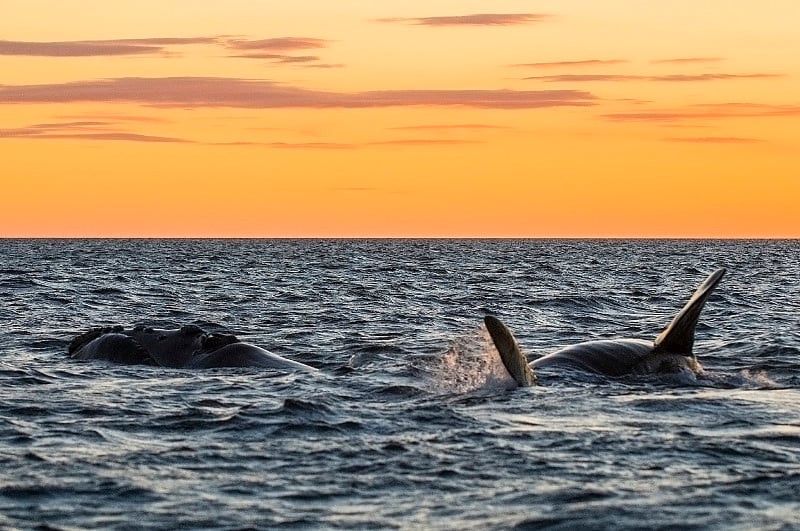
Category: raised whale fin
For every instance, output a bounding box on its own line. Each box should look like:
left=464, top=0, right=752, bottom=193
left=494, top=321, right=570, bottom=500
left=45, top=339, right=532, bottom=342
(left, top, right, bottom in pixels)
left=484, top=316, right=537, bottom=387
left=653, top=268, right=726, bottom=356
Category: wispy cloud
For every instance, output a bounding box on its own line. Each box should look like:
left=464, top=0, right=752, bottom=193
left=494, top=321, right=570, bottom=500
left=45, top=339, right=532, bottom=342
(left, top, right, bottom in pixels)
left=0, top=121, right=340, bottom=147
left=44, top=132, right=191, bottom=142
left=663, top=136, right=764, bottom=143
left=0, top=121, right=190, bottom=142
left=303, top=62, right=345, bottom=69
left=228, top=53, right=321, bottom=63
left=0, top=36, right=339, bottom=67
left=266, top=141, right=355, bottom=149
left=527, top=73, right=783, bottom=82
left=0, top=76, right=596, bottom=109
left=356, top=89, right=591, bottom=108
left=378, top=13, right=551, bottom=26
left=0, top=119, right=506, bottom=149
left=222, top=37, right=342, bottom=67
left=511, top=59, right=627, bottom=69
left=651, top=57, right=725, bottom=65
left=604, top=102, right=800, bottom=122
left=267, top=138, right=482, bottom=148
left=0, top=37, right=218, bottom=57
left=227, top=54, right=344, bottom=68
left=54, top=113, right=168, bottom=123
left=21, top=121, right=111, bottom=130
left=1, top=119, right=497, bottom=149
left=695, top=102, right=800, bottom=116
left=329, top=187, right=381, bottom=192
left=370, top=138, right=482, bottom=146
left=225, top=37, right=328, bottom=51
left=390, top=123, right=510, bottom=131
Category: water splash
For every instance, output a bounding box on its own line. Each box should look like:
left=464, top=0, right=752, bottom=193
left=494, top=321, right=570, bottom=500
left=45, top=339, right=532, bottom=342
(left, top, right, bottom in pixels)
left=700, top=368, right=779, bottom=389
left=424, top=327, right=517, bottom=393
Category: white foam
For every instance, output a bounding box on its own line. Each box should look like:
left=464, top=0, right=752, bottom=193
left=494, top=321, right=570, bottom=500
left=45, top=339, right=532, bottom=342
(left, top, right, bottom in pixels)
left=425, top=328, right=518, bottom=393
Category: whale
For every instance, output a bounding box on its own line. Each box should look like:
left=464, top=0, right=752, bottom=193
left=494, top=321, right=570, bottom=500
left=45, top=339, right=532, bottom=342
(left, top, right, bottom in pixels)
left=68, top=324, right=317, bottom=373
left=484, top=268, right=727, bottom=386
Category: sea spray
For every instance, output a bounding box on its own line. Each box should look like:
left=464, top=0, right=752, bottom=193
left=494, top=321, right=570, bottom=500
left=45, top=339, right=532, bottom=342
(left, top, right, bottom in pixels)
left=424, top=327, right=518, bottom=393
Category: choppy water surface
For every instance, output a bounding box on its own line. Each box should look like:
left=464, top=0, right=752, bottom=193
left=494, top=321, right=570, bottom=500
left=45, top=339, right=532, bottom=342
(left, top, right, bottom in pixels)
left=1, top=239, right=799, bottom=529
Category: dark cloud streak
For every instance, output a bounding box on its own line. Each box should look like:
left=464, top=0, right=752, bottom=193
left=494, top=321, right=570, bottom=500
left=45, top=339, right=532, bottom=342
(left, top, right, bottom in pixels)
left=222, top=37, right=338, bottom=67
left=527, top=73, right=782, bottom=82
left=1, top=121, right=484, bottom=149
left=34, top=132, right=191, bottom=142
left=604, top=103, right=800, bottom=122
left=0, top=76, right=596, bottom=109
left=369, top=138, right=482, bottom=146
left=378, top=13, right=551, bottom=26
left=224, top=37, right=328, bottom=51
left=0, top=122, right=190, bottom=143
left=663, top=136, right=763, bottom=143
left=55, top=113, right=168, bottom=123
left=0, top=36, right=328, bottom=60
left=651, top=57, right=724, bottom=65
left=267, top=141, right=354, bottom=149
left=512, top=59, right=627, bottom=68
left=391, top=124, right=510, bottom=131
left=0, top=37, right=218, bottom=57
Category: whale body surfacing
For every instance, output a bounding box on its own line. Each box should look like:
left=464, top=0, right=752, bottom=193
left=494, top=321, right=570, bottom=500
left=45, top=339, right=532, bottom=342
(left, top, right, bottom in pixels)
left=68, top=324, right=317, bottom=373
left=485, top=268, right=726, bottom=386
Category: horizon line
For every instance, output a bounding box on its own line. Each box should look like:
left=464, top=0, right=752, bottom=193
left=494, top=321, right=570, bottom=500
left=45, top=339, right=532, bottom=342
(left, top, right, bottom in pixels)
left=1, top=236, right=798, bottom=241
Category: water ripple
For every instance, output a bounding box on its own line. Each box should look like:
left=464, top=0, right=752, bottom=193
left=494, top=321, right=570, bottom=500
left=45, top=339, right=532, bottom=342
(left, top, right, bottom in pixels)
left=0, top=239, right=798, bottom=529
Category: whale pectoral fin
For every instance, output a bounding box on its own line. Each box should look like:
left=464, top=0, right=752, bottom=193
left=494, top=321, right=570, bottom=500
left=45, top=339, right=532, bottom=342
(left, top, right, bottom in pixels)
left=484, top=316, right=537, bottom=387
left=654, top=268, right=726, bottom=356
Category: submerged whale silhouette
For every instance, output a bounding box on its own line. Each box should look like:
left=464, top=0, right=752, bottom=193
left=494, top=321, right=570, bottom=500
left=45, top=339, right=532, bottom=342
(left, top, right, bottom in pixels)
left=484, top=268, right=726, bottom=386
left=68, top=324, right=317, bottom=372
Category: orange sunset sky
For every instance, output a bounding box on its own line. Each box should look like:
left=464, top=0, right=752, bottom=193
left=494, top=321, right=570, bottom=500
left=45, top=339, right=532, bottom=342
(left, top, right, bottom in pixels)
left=2, top=1, right=799, bottom=237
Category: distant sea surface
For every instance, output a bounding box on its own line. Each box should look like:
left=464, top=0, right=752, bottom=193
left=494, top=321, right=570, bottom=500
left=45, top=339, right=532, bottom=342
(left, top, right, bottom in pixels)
left=1, top=239, right=799, bottom=530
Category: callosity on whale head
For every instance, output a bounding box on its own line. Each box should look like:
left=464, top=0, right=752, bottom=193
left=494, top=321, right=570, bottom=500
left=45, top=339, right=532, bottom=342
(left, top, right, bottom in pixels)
left=484, top=268, right=727, bottom=386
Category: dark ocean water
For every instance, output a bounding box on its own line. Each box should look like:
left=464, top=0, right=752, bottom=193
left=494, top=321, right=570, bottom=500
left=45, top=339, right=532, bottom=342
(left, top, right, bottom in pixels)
left=1, top=239, right=799, bottom=530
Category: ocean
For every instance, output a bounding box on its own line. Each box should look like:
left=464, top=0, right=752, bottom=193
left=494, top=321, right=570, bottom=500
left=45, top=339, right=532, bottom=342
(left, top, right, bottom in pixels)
left=1, top=239, right=798, bottom=529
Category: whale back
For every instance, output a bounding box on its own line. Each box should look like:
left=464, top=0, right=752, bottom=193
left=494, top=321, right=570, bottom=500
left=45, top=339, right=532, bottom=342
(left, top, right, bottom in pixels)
left=483, top=268, right=726, bottom=380
left=532, top=339, right=654, bottom=377
left=653, top=268, right=726, bottom=356
left=70, top=332, right=153, bottom=365
left=186, top=342, right=318, bottom=371
left=67, top=324, right=316, bottom=372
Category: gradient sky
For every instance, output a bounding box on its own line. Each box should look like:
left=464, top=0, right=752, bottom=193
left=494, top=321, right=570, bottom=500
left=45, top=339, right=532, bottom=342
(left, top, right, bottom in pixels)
left=2, top=1, right=799, bottom=237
